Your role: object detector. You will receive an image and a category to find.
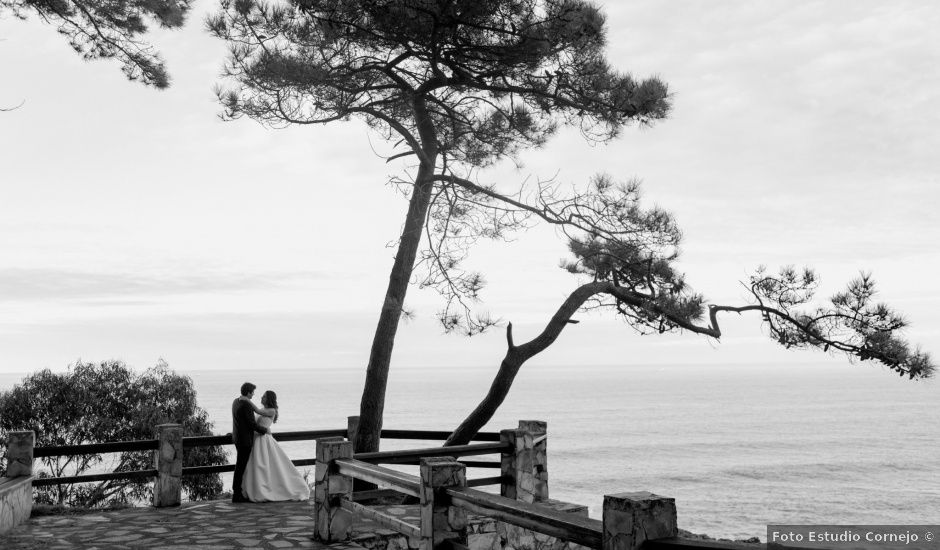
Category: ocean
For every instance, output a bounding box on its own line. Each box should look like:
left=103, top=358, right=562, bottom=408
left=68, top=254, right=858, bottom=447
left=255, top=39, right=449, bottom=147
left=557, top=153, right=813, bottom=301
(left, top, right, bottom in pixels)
left=3, top=362, right=938, bottom=539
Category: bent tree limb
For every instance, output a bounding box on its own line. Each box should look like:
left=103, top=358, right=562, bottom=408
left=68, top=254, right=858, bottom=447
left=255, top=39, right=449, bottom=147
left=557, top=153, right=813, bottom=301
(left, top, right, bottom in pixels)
left=444, top=281, right=606, bottom=446
left=444, top=279, right=934, bottom=446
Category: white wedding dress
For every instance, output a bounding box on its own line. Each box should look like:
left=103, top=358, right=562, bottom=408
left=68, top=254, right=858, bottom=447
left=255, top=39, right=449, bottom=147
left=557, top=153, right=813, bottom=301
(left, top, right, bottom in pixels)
left=242, top=413, right=311, bottom=502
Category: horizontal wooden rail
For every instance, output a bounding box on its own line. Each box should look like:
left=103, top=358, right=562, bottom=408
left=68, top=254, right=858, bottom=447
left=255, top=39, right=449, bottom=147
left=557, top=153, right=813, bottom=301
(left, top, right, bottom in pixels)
left=457, top=460, right=501, bottom=469
left=446, top=486, right=603, bottom=549
left=182, top=429, right=348, bottom=448
left=33, top=456, right=346, bottom=486
left=357, top=458, right=501, bottom=468
left=33, top=440, right=158, bottom=458
left=181, top=435, right=232, bottom=448
left=354, top=442, right=510, bottom=464
left=33, top=428, right=499, bottom=459
left=466, top=475, right=504, bottom=488
left=182, top=464, right=235, bottom=476
left=34, top=429, right=349, bottom=458
left=336, top=458, right=421, bottom=497
left=272, top=429, right=349, bottom=443
left=183, top=458, right=323, bottom=476
left=340, top=499, right=420, bottom=537
left=32, top=469, right=157, bottom=486
left=380, top=429, right=501, bottom=441
left=644, top=538, right=767, bottom=550
left=353, top=459, right=501, bottom=468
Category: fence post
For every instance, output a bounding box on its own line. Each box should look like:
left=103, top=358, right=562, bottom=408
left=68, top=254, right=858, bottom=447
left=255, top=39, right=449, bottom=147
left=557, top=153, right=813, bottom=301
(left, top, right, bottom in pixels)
left=153, top=423, right=182, bottom=507
left=314, top=437, right=354, bottom=542
left=346, top=416, right=360, bottom=443
left=6, top=431, right=35, bottom=477
left=500, top=427, right=538, bottom=502
left=419, top=457, right=468, bottom=550
left=518, top=420, right=548, bottom=501
left=602, top=492, right=678, bottom=550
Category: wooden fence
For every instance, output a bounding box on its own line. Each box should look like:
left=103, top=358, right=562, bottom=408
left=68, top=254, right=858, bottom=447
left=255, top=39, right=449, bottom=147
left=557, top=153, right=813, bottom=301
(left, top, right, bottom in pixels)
left=2, top=419, right=766, bottom=550
left=4, top=419, right=506, bottom=504
left=311, top=424, right=685, bottom=550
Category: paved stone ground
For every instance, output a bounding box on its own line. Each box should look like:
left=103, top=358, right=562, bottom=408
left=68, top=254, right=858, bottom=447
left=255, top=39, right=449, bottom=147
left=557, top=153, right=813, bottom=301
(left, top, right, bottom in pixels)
left=0, top=499, right=376, bottom=550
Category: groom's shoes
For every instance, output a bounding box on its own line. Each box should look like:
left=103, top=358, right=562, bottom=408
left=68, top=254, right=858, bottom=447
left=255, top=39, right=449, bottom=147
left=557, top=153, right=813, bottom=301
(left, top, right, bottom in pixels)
left=232, top=495, right=248, bottom=503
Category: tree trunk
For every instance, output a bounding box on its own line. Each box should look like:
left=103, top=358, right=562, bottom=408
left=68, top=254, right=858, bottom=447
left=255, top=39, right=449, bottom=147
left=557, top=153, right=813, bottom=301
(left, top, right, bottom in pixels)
left=356, top=98, right=439, bottom=453
left=445, top=282, right=608, bottom=446
left=444, top=349, right=524, bottom=446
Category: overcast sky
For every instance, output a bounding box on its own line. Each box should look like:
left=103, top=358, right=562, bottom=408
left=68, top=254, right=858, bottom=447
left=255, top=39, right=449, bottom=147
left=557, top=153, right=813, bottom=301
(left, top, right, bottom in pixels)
left=0, top=1, right=937, bottom=377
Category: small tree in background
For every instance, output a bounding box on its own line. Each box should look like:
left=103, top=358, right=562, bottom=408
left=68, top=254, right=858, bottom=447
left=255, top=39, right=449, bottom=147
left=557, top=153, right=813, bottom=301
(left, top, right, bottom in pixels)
left=0, top=359, right=226, bottom=506
left=209, top=0, right=671, bottom=452
left=1, top=0, right=193, bottom=87
left=445, top=176, right=935, bottom=444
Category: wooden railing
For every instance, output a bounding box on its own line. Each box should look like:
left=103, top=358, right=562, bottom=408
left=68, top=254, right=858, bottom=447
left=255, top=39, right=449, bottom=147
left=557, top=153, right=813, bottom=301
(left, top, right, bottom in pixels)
left=4, top=420, right=768, bottom=550
left=312, top=422, right=766, bottom=550
left=4, top=420, right=505, bottom=504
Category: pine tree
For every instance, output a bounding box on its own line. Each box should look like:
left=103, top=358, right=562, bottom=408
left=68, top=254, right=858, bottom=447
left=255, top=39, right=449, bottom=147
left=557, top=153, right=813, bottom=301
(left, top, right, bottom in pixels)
left=209, top=0, right=671, bottom=451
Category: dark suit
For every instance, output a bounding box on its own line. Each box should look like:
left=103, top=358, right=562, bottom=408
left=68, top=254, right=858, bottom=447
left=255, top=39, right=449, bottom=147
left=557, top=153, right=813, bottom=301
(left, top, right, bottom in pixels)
left=231, top=397, right=267, bottom=501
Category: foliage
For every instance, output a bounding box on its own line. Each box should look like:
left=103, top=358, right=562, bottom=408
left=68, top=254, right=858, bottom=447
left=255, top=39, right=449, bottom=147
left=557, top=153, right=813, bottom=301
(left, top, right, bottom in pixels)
left=208, top=0, right=671, bottom=334
left=0, top=0, right=193, bottom=87
left=0, top=359, right=226, bottom=507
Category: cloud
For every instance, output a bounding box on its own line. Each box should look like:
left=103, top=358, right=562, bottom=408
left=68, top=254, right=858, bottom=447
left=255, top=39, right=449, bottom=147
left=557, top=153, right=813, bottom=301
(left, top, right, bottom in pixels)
left=0, top=268, right=327, bottom=303
left=0, top=310, right=378, bottom=376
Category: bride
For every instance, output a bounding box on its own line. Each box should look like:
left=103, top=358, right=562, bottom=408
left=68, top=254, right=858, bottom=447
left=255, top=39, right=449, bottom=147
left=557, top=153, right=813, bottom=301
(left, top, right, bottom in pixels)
left=242, top=390, right=311, bottom=502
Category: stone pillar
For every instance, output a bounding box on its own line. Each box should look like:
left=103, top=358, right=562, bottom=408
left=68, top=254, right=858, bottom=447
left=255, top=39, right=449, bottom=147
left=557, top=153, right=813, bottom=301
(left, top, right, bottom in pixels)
left=314, top=437, right=354, bottom=542
left=518, top=420, right=548, bottom=501
left=153, top=424, right=182, bottom=507
left=499, top=428, right=538, bottom=503
left=5, top=431, right=35, bottom=477
left=419, top=457, right=468, bottom=550
left=602, top=492, right=678, bottom=550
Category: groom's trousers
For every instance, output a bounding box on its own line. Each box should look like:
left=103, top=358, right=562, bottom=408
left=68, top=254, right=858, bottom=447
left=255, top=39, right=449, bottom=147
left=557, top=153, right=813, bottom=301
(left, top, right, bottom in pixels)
left=232, top=443, right=252, bottom=500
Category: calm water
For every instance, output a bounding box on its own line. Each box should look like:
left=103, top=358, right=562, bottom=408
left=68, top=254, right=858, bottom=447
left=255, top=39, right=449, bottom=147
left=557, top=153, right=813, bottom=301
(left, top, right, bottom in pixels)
left=3, top=362, right=938, bottom=539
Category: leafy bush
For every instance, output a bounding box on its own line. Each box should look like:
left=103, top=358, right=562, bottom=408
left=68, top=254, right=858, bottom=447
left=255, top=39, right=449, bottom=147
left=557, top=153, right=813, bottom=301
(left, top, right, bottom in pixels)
left=0, top=359, right=226, bottom=506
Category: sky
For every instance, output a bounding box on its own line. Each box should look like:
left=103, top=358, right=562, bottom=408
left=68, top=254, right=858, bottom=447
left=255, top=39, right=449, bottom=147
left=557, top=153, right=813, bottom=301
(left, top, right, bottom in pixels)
left=0, top=1, right=938, bottom=378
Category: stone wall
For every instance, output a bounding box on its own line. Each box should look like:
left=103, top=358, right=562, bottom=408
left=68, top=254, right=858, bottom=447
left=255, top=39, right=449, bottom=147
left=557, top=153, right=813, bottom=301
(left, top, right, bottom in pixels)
left=469, top=499, right=589, bottom=550
left=351, top=499, right=589, bottom=550
left=0, top=476, right=33, bottom=534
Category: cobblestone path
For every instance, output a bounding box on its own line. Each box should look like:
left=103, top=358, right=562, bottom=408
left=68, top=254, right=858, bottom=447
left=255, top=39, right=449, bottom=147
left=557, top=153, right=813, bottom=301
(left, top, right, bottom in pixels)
left=0, top=499, right=373, bottom=550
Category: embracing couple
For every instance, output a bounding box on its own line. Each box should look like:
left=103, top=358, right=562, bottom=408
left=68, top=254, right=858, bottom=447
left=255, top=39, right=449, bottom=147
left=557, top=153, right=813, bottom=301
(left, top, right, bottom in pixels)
left=231, top=382, right=311, bottom=503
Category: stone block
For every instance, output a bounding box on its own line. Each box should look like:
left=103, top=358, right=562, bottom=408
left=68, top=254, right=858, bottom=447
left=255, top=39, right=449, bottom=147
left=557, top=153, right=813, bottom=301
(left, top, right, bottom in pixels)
left=153, top=424, right=182, bottom=508
left=316, top=437, right=347, bottom=461
left=329, top=474, right=352, bottom=494
left=314, top=437, right=353, bottom=542
left=419, top=458, right=467, bottom=550
left=5, top=431, right=34, bottom=477
left=602, top=492, right=677, bottom=550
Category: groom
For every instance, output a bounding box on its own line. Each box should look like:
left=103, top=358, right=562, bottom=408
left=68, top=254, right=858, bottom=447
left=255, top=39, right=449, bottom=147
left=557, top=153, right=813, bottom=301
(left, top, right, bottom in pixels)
left=231, top=382, right=269, bottom=503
